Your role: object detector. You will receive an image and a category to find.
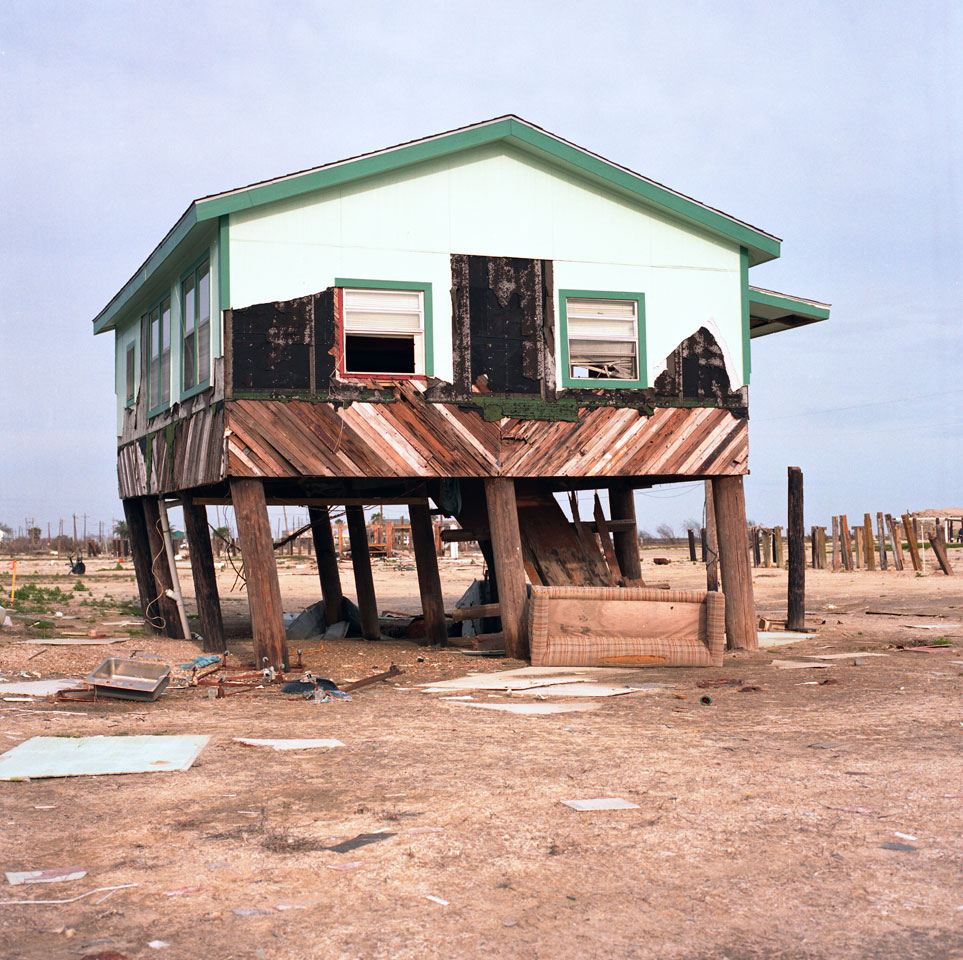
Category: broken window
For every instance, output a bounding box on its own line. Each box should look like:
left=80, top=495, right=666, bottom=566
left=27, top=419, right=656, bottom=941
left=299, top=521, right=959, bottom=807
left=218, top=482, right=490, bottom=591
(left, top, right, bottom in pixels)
left=182, top=258, right=211, bottom=391
left=125, top=343, right=135, bottom=405
left=146, top=295, right=171, bottom=410
left=562, top=294, right=644, bottom=385
left=339, top=286, right=427, bottom=377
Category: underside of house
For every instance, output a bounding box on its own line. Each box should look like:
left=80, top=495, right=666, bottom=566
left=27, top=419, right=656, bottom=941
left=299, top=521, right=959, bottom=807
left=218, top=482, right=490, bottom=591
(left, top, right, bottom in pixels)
left=94, top=117, right=829, bottom=669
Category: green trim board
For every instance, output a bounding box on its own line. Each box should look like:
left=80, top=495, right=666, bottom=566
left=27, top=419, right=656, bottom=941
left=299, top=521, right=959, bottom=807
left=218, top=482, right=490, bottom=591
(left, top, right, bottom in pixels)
left=93, top=116, right=782, bottom=336
left=557, top=289, right=647, bottom=390
left=740, top=247, right=751, bottom=384
left=334, top=278, right=434, bottom=378
left=218, top=215, right=230, bottom=310
left=748, top=286, right=831, bottom=339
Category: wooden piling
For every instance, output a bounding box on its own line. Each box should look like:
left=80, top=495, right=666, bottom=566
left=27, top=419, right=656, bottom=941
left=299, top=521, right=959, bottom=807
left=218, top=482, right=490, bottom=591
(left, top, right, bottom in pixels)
left=687, top=528, right=697, bottom=562
left=308, top=506, right=343, bottom=626
left=762, top=528, right=773, bottom=568
left=230, top=478, right=289, bottom=669
left=902, top=513, right=923, bottom=572
left=862, top=514, right=876, bottom=570
left=608, top=481, right=643, bottom=584
left=854, top=526, right=863, bottom=569
left=840, top=515, right=853, bottom=571
left=928, top=530, right=955, bottom=576
left=484, top=478, right=529, bottom=660
left=832, top=516, right=840, bottom=571
left=887, top=515, right=905, bottom=570
left=876, top=512, right=888, bottom=570
left=410, top=501, right=448, bottom=646
left=142, top=497, right=184, bottom=638
left=711, top=475, right=756, bottom=650
left=787, top=466, right=805, bottom=631
left=122, top=497, right=163, bottom=634
left=774, top=525, right=784, bottom=569
left=346, top=506, right=380, bottom=641
left=182, top=500, right=225, bottom=652
left=704, top=480, right=720, bottom=592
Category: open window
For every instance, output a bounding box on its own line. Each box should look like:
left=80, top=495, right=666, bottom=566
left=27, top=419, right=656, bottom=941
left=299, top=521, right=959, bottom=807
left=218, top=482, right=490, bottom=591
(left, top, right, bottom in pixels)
left=337, top=282, right=431, bottom=378
left=125, top=343, right=136, bottom=406
left=560, top=291, right=645, bottom=388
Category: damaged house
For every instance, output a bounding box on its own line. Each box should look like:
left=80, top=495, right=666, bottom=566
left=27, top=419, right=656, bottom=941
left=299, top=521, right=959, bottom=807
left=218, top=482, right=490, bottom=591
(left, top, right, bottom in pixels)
left=92, top=116, right=829, bottom=668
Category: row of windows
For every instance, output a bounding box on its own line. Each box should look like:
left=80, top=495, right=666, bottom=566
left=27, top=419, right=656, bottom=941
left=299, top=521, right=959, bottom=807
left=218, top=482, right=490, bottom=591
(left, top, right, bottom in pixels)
left=337, top=285, right=644, bottom=384
left=125, top=259, right=211, bottom=411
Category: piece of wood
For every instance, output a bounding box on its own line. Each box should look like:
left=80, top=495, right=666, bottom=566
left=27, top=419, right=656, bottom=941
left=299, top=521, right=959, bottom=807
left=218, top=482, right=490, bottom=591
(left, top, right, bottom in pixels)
left=774, top=526, right=785, bottom=569
left=308, top=506, right=343, bottom=627
left=711, top=475, right=756, bottom=650
left=345, top=505, right=379, bottom=641
left=762, top=528, right=773, bottom=568
left=816, top=527, right=827, bottom=569
left=704, top=480, right=720, bottom=592
left=484, top=478, right=529, bottom=660
left=751, top=526, right=762, bottom=567
left=832, top=515, right=840, bottom=572
left=122, top=497, right=162, bottom=635
left=863, top=513, right=876, bottom=570
left=410, top=501, right=448, bottom=646
left=902, top=513, right=923, bottom=572
left=467, top=632, right=505, bottom=651
left=876, top=512, right=888, bottom=571
left=887, top=515, right=905, bottom=570
left=809, top=526, right=818, bottom=568
left=450, top=602, right=502, bottom=622
left=787, top=466, right=805, bottom=631
left=687, top=528, right=697, bottom=562
left=182, top=500, right=225, bottom=653
left=230, top=478, right=289, bottom=669
left=607, top=482, right=644, bottom=584
left=593, top=493, right=623, bottom=582
left=853, top=525, right=863, bottom=569
left=142, top=497, right=185, bottom=639
left=840, top=515, right=853, bottom=571
left=927, top=532, right=955, bottom=576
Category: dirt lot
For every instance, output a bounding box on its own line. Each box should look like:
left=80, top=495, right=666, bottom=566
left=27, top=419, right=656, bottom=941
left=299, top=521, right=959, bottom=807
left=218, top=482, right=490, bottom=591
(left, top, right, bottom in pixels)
left=0, top=548, right=961, bottom=960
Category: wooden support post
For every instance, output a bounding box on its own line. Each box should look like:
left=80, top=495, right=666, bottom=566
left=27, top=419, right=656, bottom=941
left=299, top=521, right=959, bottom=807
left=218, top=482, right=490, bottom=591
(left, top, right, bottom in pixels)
left=484, top=478, right=529, bottom=660
left=862, top=514, right=876, bottom=570
left=385, top=520, right=393, bottom=559
left=773, top=526, right=784, bottom=569
left=902, top=513, right=923, bottom=572
left=182, top=500, right=225, bottom=652
left=308, top=506, right=343, bottom=626
left=230, top=478, right=289, bottom=669
left=700, top=527, right=708, bottom=562
left=815, top=527, right=826, bottom=569
left=410, top=502, right=448, bottom=646
left=751, top=527, right=762, bottom=567
left=122, top=497, right=163, bottom=635
left=809, top=526, right=818, bottom=568
left=876, top=512, right=888, bottom=571
left=711, top=475, right=756, bottom=650
left=927, top=532, right=955, bottom=576
left=704, top=480, right=720, bottom=592
left=854, top=526, right=863, bottom=569
left=762, top=528, right=772, bottom=568
left=832, top=516, right=840, bottom=571
left=687, top=528, right=697, bottom=562
left=887, top=515, right=905, bottom=570
left=787, top=466, right=805, bottom=631
left=608, top=482, right=643, bottom=584
left=840, top=515, right=853, bottom=571
left=346, top=506, right=380, bottom=641
left=142, top=497, right=185, bottom=638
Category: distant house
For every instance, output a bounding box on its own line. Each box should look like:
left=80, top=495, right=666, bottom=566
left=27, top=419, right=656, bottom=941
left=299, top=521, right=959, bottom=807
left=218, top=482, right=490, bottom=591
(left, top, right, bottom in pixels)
left=92, top=116, right=829, bottom=666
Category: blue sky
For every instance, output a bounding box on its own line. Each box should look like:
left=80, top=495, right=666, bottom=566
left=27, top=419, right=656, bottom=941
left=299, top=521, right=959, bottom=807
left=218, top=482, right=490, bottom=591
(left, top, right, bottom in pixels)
left=1, top=0, right=959, bottom=537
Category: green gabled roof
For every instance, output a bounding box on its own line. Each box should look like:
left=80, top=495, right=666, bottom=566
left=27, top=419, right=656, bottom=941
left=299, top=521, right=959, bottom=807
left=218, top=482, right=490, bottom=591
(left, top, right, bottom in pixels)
left=748, top=286, right=831, bottom=338
left=93, top=115, right=782, bottom=335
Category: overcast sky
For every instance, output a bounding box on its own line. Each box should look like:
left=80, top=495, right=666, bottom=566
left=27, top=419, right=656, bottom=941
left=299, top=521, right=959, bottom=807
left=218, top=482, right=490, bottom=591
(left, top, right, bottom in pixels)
left=1, top=0, right=959, bottom=538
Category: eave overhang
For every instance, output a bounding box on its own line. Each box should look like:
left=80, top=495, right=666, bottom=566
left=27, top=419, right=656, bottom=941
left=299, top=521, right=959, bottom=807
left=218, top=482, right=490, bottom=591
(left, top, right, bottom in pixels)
left=748, top=286, right=830, bottom=339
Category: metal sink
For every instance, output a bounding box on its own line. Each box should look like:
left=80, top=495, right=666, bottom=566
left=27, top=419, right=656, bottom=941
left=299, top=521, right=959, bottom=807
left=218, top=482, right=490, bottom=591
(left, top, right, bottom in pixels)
left=86, top=658, right=171, bottom=701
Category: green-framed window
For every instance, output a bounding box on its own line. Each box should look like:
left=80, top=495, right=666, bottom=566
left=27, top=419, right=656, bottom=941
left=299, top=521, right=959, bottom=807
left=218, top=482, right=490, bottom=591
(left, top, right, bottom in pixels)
left=334, top=278, right=434, bottom=379
left=182, top=258, right=211, bottom=392
left=125, top=343, right=136, bottom=406
left=146, top=295, right=172, bottom=412
left=558, top=289, right=646, bottom=389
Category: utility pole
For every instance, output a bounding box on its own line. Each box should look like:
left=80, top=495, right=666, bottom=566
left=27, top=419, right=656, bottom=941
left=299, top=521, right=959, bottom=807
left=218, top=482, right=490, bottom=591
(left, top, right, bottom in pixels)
left=72, top=514, right=78, bottom=545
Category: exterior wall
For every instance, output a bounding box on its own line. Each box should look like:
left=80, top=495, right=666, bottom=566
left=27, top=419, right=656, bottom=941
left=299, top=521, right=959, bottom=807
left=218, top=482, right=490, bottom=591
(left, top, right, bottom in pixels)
left=112, top=232, right=223, bottom=436
left=227, top=144, right=746, bottom=388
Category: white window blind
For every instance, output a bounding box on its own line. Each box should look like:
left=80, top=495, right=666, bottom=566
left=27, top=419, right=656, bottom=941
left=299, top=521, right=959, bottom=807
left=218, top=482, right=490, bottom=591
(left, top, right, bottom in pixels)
left=566, top=297, right=638, bottom=380
left=342, top=287, right=425, bottom=375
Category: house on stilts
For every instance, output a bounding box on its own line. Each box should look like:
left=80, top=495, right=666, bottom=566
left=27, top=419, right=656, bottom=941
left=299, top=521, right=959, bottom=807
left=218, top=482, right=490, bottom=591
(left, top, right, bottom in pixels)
left=92, top=116, right=829, bottom=668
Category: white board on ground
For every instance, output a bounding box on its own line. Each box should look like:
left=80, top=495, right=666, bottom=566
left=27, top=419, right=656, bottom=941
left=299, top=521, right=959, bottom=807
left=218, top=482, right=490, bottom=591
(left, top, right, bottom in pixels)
left=770, top=660, right=832, bottom=670
left=420, top=666, right=636, bottom=693
left=561, top=798, right=640, bottom=811
left=6, top=867, right=87, bottom=885
left=805, top=652, right=889, bottom=660
left=509, top=683, right=658, bottom=698
left=0, top=679, right=83, bottom=696
left=18, top=638, right=129, bottom=646
left=234, top=738, right=344, bottom=750
left=759, top=632, right=815, bottom=646
left=452, top=701, right=601, bottom=715
left=0, top=735, right=210, bottom=780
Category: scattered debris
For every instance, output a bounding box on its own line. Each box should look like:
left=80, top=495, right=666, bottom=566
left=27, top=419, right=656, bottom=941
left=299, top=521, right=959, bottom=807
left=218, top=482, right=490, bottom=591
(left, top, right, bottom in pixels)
left=87, top=658, right=171, bottom=701
left=326, top=861, right=367, bottom=871
left=452, top=701, right=600, bottom=715
left=699, top=695, right=713, bottom=705
left=0, top=883, right=137, bottom=906
left=738, top=686, right=763, bottom=693
left=771, top=660, right=831, bottom=670
left=893, top=832, right=918, bottom=841
left=0, top=679, right=82, bottom=696
left=0, top=735, right=209, bottom=780
left=561, top=798, right=640, bottom=811
left=696, top=679, right=743, bottom=688
left=808, top=742, right=844, bottom=750
left=425, top=895, right=449, bottom=905
left=234, top=738, right=345, bottom=750
left=147, top=940, right=170, bottom=949
left=164, top=885, right=202, bottom=896
left=18, top=637, right=129, bottom=646
left=342, top=664, right=403, bottom=692
left=880, top=841, right=917, bottom=852
left=805, top=652, right=888, bottom=660
left=177, top=655, right=221, bottom=669
left=5, top=867, right=86, bottom=886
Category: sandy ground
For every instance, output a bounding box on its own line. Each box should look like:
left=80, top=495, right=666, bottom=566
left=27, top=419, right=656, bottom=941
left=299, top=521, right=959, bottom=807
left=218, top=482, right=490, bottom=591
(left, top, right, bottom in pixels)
left=0, top=548, right=961, bottom=960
